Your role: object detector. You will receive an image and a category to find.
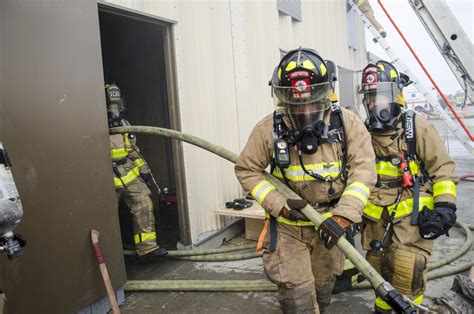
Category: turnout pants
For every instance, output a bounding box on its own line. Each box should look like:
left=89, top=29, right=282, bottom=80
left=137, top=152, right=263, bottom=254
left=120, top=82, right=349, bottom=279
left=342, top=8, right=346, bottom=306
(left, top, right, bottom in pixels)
left=117, top=178, right=158, bottom=256
left=362, top=209, right=433, bottom=312
left=263, top=222, right=345, bottom=314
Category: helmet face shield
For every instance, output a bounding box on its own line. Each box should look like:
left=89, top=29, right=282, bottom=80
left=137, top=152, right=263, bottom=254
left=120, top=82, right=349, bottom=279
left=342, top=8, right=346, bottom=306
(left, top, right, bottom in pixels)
left=359, top=82, right=403, bottom=132
left=273, top=81, right=332, bottom=105
left=360, top=82, right=403, bottom=116
left=286, top=101, right=329, bottom=130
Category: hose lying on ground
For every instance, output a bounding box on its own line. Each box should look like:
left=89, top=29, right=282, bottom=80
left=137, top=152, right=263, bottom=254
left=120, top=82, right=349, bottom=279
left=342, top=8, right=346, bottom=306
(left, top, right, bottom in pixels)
left=123, top=243, right=257, bottom=257
left=123, top=221, right=472, bottom=292
left=113, top=126, right=473, bottom=301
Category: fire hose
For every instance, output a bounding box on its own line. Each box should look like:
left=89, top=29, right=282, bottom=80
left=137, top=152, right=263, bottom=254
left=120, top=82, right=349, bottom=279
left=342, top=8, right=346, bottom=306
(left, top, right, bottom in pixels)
left=112, top=126, right=472, bottom=313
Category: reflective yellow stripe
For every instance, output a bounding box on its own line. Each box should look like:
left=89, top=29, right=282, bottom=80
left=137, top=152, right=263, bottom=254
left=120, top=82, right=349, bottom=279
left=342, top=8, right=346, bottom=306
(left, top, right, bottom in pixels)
left=111, top=148, right=128, bottom=159
left=343, top=259, right=354, bottom=271
left=412, top=294, right=424, bottom=305
left=265, top=210, right=332, bottom=227
left=342, top=182, right=370, bottom=205
left=409, top=160, right=420, bottom=175
left=114, top=177, right=123, bottom=187
left=272, top=161, right=342, bottom=181
left=364, top=197, right=434, bottom=220
left=433, top=181, right=456, bottom=198
left=251, top=181, right=276, bottom=205
left=376, top=161, right=400, bottom=177
left=134, top=231, right=157, bottom=244
left=375, top=296, right=392, bottom=310
left=134, top=158, right=146, bottom=168
left=114, top=166, right=141, bottom=187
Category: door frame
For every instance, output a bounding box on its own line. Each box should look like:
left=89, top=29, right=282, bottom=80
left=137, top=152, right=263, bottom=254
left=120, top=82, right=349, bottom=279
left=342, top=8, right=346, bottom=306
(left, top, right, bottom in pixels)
left=98, top=2, right=191, bottom=245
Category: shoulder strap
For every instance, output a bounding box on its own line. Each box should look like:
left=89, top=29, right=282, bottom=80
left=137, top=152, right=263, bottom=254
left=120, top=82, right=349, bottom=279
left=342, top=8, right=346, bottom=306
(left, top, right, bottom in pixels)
left=402, top=111, right=417, bottom=158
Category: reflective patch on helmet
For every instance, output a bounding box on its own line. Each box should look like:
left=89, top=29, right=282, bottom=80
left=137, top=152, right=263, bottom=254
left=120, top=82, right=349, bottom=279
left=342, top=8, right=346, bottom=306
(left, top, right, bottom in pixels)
left=301, top=59, right=315, bottom=70
left=390, top=69, right=398, bottom=78
left=378, top=63, right=385, bottom=72
left=319, top=63, right=327, bottom=76
left=285, top=61, right=297, bottom=72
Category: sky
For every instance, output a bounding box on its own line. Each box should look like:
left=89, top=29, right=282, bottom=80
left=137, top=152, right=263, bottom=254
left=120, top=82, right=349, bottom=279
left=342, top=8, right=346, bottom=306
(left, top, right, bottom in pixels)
left=365, top=0, right=474, bottom=100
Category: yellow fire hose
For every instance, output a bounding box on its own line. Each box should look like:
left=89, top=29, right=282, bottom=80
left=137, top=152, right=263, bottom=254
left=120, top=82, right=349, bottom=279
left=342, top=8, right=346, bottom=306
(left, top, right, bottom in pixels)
left=112, top=126, right=472, bottom=313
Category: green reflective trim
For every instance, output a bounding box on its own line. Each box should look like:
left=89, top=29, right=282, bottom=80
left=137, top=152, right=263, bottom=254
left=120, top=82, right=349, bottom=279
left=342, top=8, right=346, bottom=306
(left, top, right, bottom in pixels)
left=364, top=197, right=434, bottom=220
left=251, top=181, right=276, bottom=205
left=134, top=231, right=157, bottom=244
left=111, top=148, right=128, bottom=159
left=376, top=161, right=400, bottom=177
left=375, top=296, right=392, bottom=310
left=115, top=165, right=141, bottom=186
left=409, top=160, right=420, bottom=175
left=134, top=158, right=146, bottom=168
left=433, top=180, right=456, bottom=198
left=272, top=161, right=342, bottom=181
left=114, top=177, right=123, bottom=187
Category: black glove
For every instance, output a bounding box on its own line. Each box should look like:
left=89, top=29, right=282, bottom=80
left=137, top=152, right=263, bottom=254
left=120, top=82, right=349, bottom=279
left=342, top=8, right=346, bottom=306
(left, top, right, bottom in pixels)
left=418, top=202, right=457, bottom=240
left=318, top=216, right=351, bottom=249
left=280, top=199, right=310, bottom=221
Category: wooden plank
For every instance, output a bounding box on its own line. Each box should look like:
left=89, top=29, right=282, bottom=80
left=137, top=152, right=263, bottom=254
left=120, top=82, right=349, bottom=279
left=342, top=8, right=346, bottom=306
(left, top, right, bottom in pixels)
left=214, top=201, right=265, bottom=219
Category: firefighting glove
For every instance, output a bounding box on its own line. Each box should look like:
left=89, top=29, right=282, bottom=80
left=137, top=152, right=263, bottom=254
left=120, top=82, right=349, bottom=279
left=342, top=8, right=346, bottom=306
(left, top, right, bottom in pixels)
left=418, top=203, right=457, bottom=240
left=318, top=216, right=352, bottom=249
left=280, top=199, right=310, bottom=221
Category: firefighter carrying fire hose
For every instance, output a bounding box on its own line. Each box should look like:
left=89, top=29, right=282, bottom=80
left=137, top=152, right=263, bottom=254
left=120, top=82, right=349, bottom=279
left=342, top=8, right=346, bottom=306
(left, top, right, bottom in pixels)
left=105, top=83, right=167, bottom=258
left=358, top=61, right=458, bottom=312
left=235, top=48, right=377, bottom=313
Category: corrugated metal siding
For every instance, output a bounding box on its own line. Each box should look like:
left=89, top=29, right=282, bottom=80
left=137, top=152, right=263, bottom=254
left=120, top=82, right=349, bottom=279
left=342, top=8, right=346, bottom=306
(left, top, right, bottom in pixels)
left=104, top=0, right=367, bottom=244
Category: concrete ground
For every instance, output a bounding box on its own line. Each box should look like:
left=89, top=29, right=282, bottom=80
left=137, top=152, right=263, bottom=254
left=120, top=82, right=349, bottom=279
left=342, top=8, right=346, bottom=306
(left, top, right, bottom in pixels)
left=121, top=117, right=474, bottom=313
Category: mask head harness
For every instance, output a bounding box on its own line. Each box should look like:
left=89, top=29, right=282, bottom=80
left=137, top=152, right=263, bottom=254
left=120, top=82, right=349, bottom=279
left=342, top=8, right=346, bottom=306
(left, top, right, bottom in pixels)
left=359, top=61, right=412, bottom=133
left=105, top=83, right=126, bottom=128
left=270, top=48, right=348, bottom=193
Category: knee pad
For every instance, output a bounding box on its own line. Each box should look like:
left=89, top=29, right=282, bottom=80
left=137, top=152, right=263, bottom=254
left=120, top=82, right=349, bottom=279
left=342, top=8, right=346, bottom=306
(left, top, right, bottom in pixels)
left=389, top=247, right=427, bottom=296
left=366, top=251, right=391, bottom=282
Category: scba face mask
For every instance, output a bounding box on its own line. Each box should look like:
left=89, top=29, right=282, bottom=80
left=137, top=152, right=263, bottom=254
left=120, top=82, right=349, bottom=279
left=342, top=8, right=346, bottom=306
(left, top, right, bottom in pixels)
left=286, top=102, right=329, bottom=154
left=362, top=82, right=403, bottom=133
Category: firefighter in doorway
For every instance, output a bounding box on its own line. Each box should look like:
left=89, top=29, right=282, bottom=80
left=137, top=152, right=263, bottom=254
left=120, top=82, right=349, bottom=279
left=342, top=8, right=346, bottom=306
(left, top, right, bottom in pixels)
left=358, top=61, right=457, bottom=312
left=235, top=48, right=376, bottom=313
left=105, top=83, right=168, bottom=258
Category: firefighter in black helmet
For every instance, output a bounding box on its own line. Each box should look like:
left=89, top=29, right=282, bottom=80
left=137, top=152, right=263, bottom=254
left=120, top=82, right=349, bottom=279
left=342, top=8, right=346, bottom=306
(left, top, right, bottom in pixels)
left=105, top=83, right=168, bottom=258
left=235, top=48, right=376, bottom=313
left=358, top=61, right=457, bottom=312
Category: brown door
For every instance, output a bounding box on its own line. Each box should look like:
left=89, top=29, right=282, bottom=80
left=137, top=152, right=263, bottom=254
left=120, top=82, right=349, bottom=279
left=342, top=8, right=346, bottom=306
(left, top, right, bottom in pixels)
left=0, top=1, right=126, bottom=313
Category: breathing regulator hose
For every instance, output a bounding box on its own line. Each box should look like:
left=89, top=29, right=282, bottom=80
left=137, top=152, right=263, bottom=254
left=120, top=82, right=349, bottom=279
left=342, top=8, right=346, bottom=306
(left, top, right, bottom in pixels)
left=112, top=126, right=470, bottom=313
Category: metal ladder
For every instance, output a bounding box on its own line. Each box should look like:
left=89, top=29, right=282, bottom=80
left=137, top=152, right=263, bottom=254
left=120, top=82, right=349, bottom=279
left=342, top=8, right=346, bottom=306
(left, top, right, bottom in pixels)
left=350, top=1, right=474, bottom=153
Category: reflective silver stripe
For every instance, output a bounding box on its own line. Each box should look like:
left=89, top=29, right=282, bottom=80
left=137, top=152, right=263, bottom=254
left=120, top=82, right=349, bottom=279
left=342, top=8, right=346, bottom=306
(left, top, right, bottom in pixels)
left=251, top=180, right=276, bottom=205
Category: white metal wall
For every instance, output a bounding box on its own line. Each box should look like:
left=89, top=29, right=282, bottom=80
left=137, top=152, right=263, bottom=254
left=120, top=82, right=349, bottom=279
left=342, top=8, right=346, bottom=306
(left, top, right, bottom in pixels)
left=104, top=0, right=367, bottom=244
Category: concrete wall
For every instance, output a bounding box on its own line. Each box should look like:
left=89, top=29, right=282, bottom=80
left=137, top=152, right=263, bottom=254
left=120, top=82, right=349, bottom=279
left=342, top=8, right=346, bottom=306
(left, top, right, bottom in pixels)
left=104, top=0, right=368, bottom=244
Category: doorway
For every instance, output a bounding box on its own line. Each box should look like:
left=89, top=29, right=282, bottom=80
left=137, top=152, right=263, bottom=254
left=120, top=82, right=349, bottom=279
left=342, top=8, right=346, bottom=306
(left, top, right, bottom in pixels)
left=98, top=5, right=189, bottom=254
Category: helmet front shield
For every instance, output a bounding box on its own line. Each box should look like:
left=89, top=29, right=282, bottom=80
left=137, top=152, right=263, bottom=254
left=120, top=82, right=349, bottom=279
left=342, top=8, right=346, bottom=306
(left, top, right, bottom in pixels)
left=273, top=81, right=332, bottom=105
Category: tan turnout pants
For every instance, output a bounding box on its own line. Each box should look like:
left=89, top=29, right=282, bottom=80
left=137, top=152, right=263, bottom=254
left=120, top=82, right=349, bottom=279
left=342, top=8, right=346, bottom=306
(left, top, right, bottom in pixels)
left=263, top=221, right=345, bottom=313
